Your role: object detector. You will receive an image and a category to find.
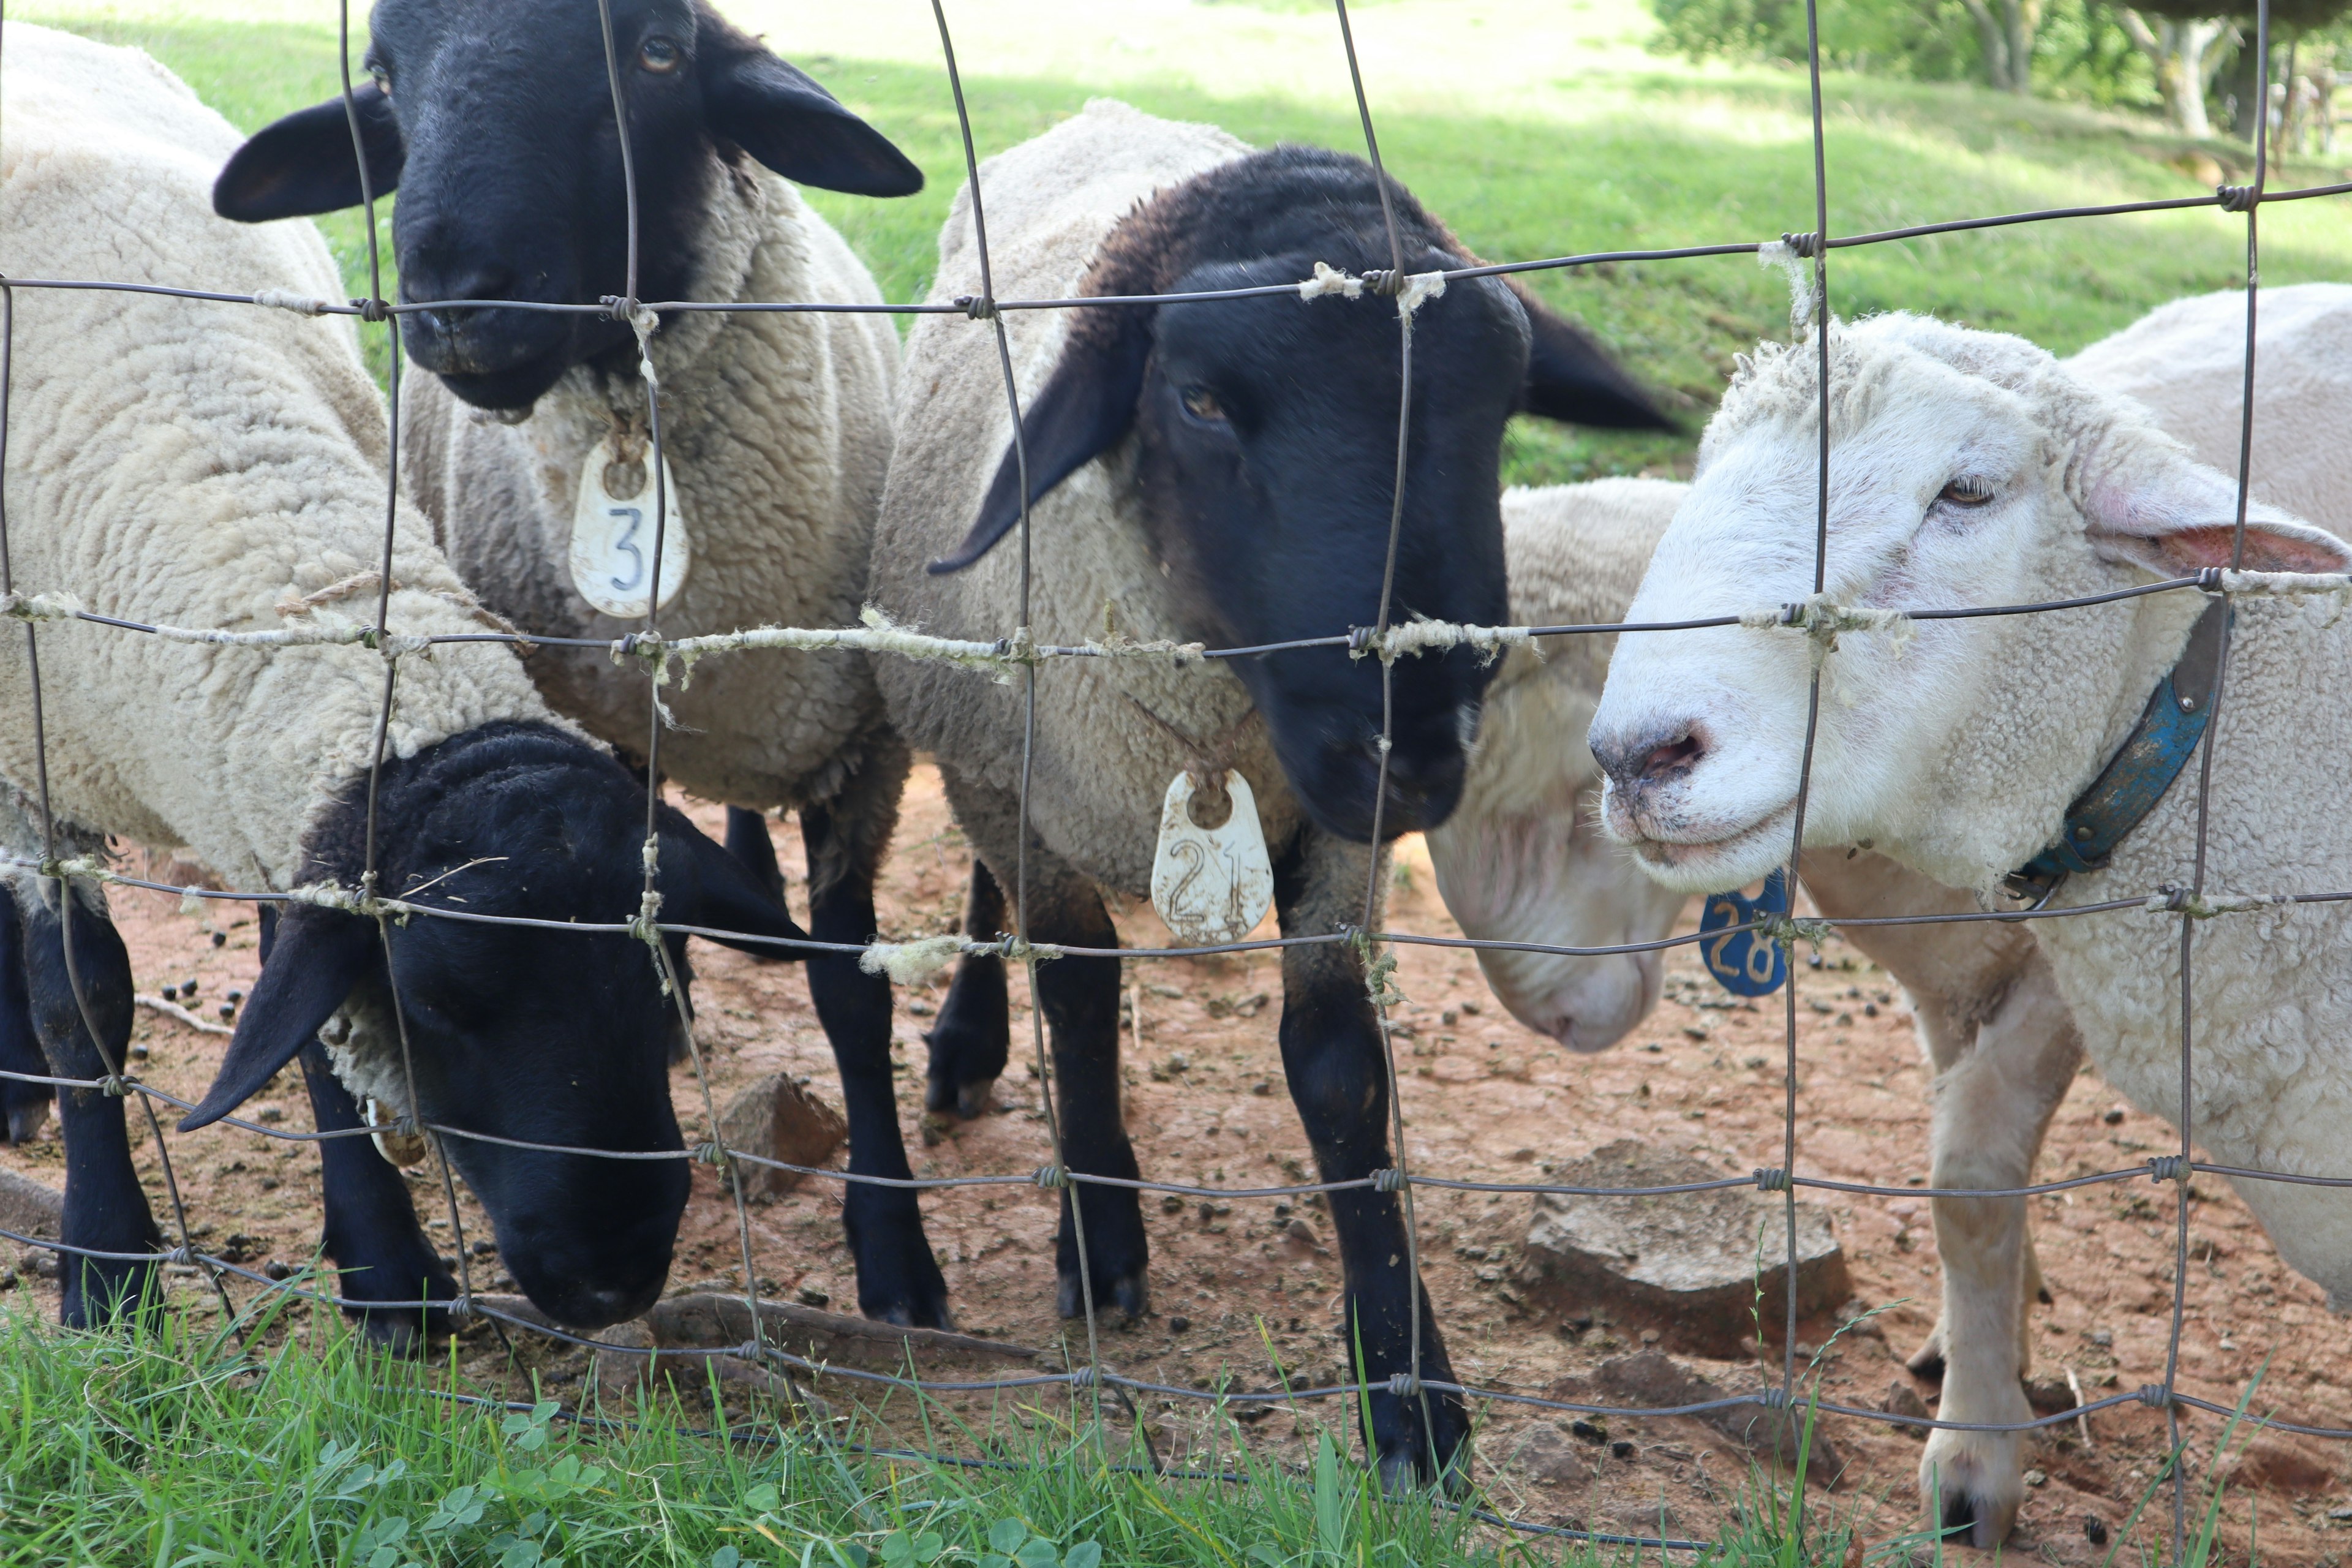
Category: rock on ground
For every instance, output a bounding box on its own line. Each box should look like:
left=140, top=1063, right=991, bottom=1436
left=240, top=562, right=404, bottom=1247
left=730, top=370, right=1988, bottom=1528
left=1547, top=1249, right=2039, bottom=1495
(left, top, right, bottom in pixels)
left=716, top=1072, right=846, bottom=1197
left=1521, top=1139, right=1847, bottom=1358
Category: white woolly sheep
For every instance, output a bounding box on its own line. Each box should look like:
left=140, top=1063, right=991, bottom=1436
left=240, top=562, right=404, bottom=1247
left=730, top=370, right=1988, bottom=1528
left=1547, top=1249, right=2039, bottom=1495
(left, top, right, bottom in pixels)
left=1591, top=306, right=2352, bottom=1534
left=0, top=23, right=796, bottom=1340
left=870, top=97, right=1671, bottom=1486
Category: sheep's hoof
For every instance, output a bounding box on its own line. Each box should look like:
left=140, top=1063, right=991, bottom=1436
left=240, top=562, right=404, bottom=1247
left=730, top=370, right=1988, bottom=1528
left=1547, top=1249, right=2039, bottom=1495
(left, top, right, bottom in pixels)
left=4, top=1092, right=49, bottom=1147
left=1373, top=1412, right=1472, bottom=1498
left=1057, top=1267, right=1147, bottom=1324
left=1906, top=1326, right=1948, bottom=1379
left=922, top=1072, right=997, bottom=1121
left=1923, top=1427, right=2023, bottom=1550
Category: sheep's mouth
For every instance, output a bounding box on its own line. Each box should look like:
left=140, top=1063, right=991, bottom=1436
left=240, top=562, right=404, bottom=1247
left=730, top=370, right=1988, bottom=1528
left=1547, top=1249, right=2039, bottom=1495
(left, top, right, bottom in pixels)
left=1623, top=801, right=1798, bottom=886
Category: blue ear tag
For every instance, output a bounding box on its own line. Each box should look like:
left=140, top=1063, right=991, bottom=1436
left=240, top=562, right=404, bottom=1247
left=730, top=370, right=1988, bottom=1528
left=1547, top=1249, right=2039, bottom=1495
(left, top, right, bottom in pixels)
left=1698, top=869, right=1790, bottom=997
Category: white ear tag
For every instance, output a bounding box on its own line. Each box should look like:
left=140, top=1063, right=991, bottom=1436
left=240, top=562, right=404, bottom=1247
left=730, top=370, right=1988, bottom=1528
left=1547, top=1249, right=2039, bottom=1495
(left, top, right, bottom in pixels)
left=570, top=434, right=690, bottom=619
left=1150, top=771, right=1274, bottom=946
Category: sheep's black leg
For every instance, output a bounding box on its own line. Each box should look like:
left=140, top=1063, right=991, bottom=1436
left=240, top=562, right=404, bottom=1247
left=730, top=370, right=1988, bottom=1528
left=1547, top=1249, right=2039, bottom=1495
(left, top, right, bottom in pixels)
left=0, top=886, right=55, bottom=1147
left=725, top=806, right=789, bottom=909
left=801, top=744, right=948, bottom=1327
left=1022, top=872, right=1148, bottom=1322
left=1273, top=832, right=1466, bottom=1493
left=255, top=907, right=456, bottom=1349
left=9, top=874, right=158, bottom=1327
left=296, top=1042, right=456, bottom=1351
left=924, top=861, right=1009, bottom=1120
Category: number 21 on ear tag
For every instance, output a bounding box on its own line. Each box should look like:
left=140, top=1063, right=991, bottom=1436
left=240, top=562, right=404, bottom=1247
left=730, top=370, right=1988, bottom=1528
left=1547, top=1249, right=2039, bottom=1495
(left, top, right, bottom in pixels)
left=570, top=434, right=690, bottom=619
left=1699, top=869, right=1790, bottom=997
left=1150, top=772, right=1275, bottom=948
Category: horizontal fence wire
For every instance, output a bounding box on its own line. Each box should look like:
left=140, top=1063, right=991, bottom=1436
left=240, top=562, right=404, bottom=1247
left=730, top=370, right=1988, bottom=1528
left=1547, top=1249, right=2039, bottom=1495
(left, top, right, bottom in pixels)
left=0, top=0, right=2343, bottom=1556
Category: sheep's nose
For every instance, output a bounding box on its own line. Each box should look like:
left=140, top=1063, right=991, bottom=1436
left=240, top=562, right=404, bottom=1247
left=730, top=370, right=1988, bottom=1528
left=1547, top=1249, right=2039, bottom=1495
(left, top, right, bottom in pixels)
left=1593, top=723, right=1709, bottom=793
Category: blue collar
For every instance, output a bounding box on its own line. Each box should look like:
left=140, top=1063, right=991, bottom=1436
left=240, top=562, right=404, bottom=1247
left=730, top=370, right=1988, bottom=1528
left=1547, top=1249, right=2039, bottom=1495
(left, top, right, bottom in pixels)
left=2002, top=595, right=2230, bottom=909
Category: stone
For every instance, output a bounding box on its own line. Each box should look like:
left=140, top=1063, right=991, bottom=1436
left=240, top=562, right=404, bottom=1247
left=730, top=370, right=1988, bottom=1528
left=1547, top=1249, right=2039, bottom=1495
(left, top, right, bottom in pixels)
left=716, top=1072, right=846, bottom=1197
left=2025, top=1376, right=2075, bottom=1414
left=0, top=1167, right=63, bottom=1240
left=1521, top=1140, right=1847, bottom=1358
left=1880, top=1378, right=1931, bottom=1438
left=2222, top=1433, right=2339, bottom=1495
left=1512, top=1423, right=1591, bottom=1485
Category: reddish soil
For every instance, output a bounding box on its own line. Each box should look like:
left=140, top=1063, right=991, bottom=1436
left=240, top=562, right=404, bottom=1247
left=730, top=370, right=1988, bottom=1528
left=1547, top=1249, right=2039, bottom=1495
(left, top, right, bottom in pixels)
left=7, top=763, right=2348, bottom=1562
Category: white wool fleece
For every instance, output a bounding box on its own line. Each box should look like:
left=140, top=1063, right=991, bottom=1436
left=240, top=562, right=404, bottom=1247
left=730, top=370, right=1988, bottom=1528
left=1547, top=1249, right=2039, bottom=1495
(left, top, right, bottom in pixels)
left=0, top=25, right=557, bottom=891
left=869, top=100, right=1286, bottom=895
left=401, top=159, right=902, bottom=812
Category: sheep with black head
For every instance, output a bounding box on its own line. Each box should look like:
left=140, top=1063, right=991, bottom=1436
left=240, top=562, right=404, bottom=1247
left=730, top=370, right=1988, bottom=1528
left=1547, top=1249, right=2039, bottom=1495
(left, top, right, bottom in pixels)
left=2, top=25, right=798, bottom=1341
left=871, top=100, right=1672, bottom=1488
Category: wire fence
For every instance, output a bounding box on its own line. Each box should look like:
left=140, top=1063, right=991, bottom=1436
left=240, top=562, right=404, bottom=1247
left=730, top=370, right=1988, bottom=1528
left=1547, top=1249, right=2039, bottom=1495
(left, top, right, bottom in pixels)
left=0, top=0, right=2346, bottom=1556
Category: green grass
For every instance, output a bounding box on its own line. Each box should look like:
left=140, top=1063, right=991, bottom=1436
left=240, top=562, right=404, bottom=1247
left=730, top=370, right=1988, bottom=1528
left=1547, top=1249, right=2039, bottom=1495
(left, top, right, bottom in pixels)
left=0, top=1303, right=1864, bottom=1567
left=29, top=2, right=2352, bottom=483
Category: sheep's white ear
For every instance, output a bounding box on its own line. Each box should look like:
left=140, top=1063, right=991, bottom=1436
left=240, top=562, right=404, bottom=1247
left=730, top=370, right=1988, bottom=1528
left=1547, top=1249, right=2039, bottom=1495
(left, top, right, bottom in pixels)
left=2082, top=440, right=2352, bottom=578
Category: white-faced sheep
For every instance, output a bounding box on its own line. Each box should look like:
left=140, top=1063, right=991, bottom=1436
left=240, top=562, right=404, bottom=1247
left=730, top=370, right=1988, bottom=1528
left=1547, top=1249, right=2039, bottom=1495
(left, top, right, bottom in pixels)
left=1591, top=306, right=2352, bottom=1526
left=870, top=98, right=1672, bottom=1485
left=1460, top=287, right=2352, bottom=1544
left=0, top=23, right=798, bottom=1340
left=211, top=0, right=928, bottom=1238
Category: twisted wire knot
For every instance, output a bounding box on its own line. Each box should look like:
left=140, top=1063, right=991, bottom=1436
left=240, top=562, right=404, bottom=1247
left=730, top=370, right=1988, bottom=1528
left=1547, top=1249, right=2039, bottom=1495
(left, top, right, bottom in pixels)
left=1387, top=1371, right=1422, bottom=1398
left=1359, top=270, right=1406, bottom=298
left=2215, top=184, right=2258, bottom=214
left=2146, top=1154, right=2187, bottom=1183
left=1753, top=1166, right=1792, bottom=1192
left=1780, top=232, right=1822, bottom=259
left=737, top=1339, right=767, bottom=1360
left=2197, top=565, right=2226, bottom=591
left=2135, top=1382, right=2173, bottom=1409
left=693, top=1141, right=729, bottom=1167
left=1369, top=1167, right=1409, bottom=1193
left=1755, top=1385, right=1791, bottom=1409
left=160, top=1245, right=196, bottom=1266
left=1346, top=625, right=1378, bottom=655
left=1068, top=1365, right=1104, bottom=1390
left=98, top=1074, right=135, bottom=1098
left=954, top=294, right=999, bottom=321
left=599, top=293, right=640, bottom=323
left=447, top=1295, right=476, bottom=1320
left=351, top=297, right=392, bottom=323
left=1033, top=1163, right=1069, bottom=1189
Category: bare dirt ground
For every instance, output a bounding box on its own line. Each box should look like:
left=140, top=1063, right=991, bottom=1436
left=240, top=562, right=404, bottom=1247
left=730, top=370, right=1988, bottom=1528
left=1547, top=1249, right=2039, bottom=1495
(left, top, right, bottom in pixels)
left=7, top=763, right=2348, bottom=1562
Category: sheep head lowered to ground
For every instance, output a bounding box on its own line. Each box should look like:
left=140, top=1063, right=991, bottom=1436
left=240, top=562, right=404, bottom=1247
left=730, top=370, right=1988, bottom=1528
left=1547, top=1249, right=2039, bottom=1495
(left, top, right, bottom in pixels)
left=1589, top=313, right=2352, bottom=897
left=178, top=723, right=801, bottom=1329
left=933, top=143, right=1672, bottom=843
left=212, top=0, right=922, bottom=409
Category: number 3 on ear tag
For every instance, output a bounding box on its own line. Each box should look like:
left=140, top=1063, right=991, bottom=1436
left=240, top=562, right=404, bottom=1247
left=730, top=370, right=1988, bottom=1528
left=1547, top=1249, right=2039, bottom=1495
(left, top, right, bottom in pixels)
left=1699, top=869, right=1790, bottom=997
left=570, top=434, right=690, bottom=619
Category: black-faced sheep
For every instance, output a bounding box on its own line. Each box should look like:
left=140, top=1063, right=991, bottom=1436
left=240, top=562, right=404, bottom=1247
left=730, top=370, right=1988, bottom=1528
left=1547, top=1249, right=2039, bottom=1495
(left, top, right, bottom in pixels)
left=213, top=0, right=927, bottom=1180
left=1, top=23, right=796, bottom=1339
left=872, top=99, right=1670, bottom=1487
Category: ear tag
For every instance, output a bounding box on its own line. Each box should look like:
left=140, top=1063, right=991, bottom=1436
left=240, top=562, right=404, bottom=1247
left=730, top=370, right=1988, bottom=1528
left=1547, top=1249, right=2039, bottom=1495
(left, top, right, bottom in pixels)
left=1150, top=772, right=1275, bottom=948
left=1698, top=869, right=1790, bottom=997
left=570, top=434, right=690, bottom=619
left=363, top=1095, right=429, bottom=1168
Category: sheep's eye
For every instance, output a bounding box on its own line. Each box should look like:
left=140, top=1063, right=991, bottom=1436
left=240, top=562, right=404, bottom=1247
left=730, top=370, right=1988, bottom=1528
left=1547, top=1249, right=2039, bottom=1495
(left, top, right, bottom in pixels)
left=1180, top=386, right=1226, bottom=423
left=638, top=36, right=682, bottom=73
left=368, top=66, right=391, bottom=98
left=1938, top=478, right=1995, bottom=508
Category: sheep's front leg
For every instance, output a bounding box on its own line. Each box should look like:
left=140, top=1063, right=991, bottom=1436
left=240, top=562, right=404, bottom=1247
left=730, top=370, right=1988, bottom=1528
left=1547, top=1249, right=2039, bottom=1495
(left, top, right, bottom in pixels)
left=1276, top=833, right=1466, bottom=1494
left=296, top=1041, right=456, bottom=1350
left=1019, top=869, right=1148, bottom=1321
left=0, top=887, right=54, bottom=1146
left=725, top=807, right=790, bottom=910
left=924, top=862, right=1010, bottom=1121
left=6, top=874, right=159, bottom=1327
left=801, top=754, right=951, bottom=1329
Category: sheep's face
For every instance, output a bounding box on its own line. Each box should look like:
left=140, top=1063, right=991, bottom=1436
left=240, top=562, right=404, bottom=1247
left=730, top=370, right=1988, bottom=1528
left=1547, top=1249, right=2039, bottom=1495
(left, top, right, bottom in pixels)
left=1588, top=313, right=2352, bottom=895
left=211, top=0, right=921, bottom=410
left=1126, top=258, right=1537, bottom=842
left=1425, top=652, right=1685, bottom=1049
left=180, top=724, right=807, bottom=1330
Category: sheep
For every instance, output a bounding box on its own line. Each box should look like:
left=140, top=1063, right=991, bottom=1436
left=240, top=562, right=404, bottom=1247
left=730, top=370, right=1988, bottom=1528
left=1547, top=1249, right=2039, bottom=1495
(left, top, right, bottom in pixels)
left=1589, top=307, right=2352, bottom=1531
left=870, top=98, right=1672, bottom=1487
left=0, top=23, right=799, bottom=1339
left=211, top=0, right=927, bottom=1204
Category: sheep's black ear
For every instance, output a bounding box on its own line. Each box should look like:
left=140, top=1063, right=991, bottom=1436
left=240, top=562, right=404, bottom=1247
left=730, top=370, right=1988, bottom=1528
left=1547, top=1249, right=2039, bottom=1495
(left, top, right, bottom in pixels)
left=930, top=314, right=1153, bottom=573
left=656, top=813, right=812, bottom=960
left=703, top=43, right=922, bottom=198
left=179, top=907, right=374, bottom=1130
left=214, top=86, right=404, bottom=221
left=1516, top=289, right=1676, bottom=432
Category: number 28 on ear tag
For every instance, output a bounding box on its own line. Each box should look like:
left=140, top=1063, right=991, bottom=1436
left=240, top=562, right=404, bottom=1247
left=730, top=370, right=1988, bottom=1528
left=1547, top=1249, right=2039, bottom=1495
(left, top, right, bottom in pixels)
left=1150, top=772, right=1275, bottom=947
left=1699, top=869, right=1791, bottom=997
left=570, top=434, right=690, bottom=619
